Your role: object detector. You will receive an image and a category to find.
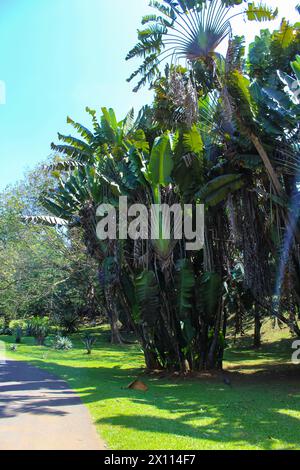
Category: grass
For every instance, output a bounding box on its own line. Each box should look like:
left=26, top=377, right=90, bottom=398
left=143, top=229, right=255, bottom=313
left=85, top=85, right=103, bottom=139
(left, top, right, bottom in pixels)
left=1, top=323, right=300, bottom=450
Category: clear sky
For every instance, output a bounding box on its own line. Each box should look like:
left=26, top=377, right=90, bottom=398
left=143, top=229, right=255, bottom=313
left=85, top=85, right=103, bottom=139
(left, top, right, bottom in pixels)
left=0, top=0, right=299, bottom=190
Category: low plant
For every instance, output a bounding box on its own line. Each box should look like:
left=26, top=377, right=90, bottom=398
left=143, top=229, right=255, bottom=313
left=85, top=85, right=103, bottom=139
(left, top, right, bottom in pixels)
left=82, top=334, right=97, bottom=355
left=53, top=335, right=73, bottom=351
left=9, top=344, right=18, bottom=352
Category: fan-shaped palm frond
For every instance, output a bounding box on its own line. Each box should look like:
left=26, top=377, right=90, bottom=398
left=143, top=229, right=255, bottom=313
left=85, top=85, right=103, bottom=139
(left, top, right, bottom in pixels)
left=127, top=0, right=278, bottom=91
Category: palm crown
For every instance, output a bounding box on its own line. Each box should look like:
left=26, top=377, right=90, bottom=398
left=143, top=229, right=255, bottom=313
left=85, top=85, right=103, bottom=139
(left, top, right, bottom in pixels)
left=126, top=0, right=278, bottom=91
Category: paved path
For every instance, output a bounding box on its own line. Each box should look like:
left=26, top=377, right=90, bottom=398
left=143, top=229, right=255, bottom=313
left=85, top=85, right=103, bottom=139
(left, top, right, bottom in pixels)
left=0, top=358, right=106, bottom=450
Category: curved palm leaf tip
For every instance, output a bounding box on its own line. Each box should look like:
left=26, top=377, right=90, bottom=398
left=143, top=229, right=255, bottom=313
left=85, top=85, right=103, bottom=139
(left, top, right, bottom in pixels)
left=126, top=0, right=278, bottom=92
left=21, top=215, right=70, bottom=227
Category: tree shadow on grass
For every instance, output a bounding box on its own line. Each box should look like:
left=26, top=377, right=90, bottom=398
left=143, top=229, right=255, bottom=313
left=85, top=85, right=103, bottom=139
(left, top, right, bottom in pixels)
left=225, top=338, right=294, bottom=363
left=2, top=332, right=300, bottom=450
left=17, top=357, right=300, bottom=450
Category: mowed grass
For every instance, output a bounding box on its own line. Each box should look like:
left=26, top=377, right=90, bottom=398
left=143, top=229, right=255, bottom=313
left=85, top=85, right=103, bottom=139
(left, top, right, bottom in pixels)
left=1, top=323, right=300, bottom=450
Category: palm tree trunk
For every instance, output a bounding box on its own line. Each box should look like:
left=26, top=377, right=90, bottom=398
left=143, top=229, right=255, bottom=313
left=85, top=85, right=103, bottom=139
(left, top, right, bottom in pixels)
left=250, top=134, right=283, bottom=196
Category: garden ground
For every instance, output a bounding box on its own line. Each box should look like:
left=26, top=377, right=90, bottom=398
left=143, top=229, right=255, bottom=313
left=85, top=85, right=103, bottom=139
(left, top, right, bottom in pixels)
left=0, top=324, right=300, bottom=450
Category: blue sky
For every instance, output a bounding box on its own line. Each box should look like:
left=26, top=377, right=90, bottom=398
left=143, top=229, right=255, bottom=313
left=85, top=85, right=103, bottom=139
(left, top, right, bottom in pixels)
left=0, top=0, right=299, bottom=190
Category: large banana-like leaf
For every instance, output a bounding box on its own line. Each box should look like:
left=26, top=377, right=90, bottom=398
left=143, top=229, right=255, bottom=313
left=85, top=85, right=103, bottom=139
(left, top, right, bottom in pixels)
left=66, top=116, right=94, bottom=143
left=174, top=259, right=197, bottom=344
left=175, top=259, right=195, bottom=320
left=230, top=71, right=253, bottom=112
left=147, top=133, right=174, bottom=186
left=57, top=133, right=92, bottom=154
left=233, top=154, right=262, bottom=170
left=42, top=197, right=74, bottom=218
left=50, top=143, right=92, bottom=161
left=122, top=108, right=135, bottom=135
left=22, top=215, right=70, bottom=227
left=272, top=19, right=295, bottom=49
left=197, top=174, right=244, bottom=207
left=245, top=2, right=278, bottom=22
left=135, top=271, right=160, bottom=327
left=46, top=160, right=83, bottom=172
left=198, top=271, right=223, bottom=320
left=100, top=107, right=120, bottom=144
left=183, top=126, right=203, bottom=155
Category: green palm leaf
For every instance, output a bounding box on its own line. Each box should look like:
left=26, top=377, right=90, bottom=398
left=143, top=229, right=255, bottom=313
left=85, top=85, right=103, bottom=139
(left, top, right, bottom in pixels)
left=175, top=259, right=195, bottom=319
left=135, top=271, right=160, bottom=327
left=197, top=174, right=244, bottom=206
left=22, top=215, right=70, bottom=227
left=198, top=271, right=222, bottom=319
left=147, top=132, right=174, bottom=186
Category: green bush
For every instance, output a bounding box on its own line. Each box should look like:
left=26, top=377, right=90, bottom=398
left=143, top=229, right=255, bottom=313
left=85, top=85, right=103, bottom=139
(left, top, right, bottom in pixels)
left=53, top=335, right=73, bottom=351
left=9, top=319, right=27, bottom=331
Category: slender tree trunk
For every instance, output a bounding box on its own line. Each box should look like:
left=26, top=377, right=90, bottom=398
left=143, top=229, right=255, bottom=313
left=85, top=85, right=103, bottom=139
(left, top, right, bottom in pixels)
left=208, top=296, right=225, bottom=370
left=109, top=310, right=123, bottom=344
left=217, top=307, right=228, bottom=369
left=104, top=288, right=123, bottom=345
left=254, top=303, right=262, bottom=349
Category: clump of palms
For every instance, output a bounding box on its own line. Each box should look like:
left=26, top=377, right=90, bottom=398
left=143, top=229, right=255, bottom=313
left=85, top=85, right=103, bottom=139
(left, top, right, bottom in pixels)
left=26, top=2, right=300, bottom=371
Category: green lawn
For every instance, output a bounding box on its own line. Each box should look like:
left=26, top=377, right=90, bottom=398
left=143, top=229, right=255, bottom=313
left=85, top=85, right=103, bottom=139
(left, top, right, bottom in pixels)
left=1, top=325, right=300, bottom=450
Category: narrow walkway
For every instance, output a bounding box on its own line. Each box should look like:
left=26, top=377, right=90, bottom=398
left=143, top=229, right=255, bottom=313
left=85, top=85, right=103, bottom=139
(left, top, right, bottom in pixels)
left=0, top=358, right=105, bottom=450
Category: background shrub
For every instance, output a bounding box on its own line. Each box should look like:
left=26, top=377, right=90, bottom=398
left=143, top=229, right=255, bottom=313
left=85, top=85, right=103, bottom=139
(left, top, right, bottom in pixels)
left=53, top=308, right=80, bottom=335
left=26, top=317, right=50, bottom=345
